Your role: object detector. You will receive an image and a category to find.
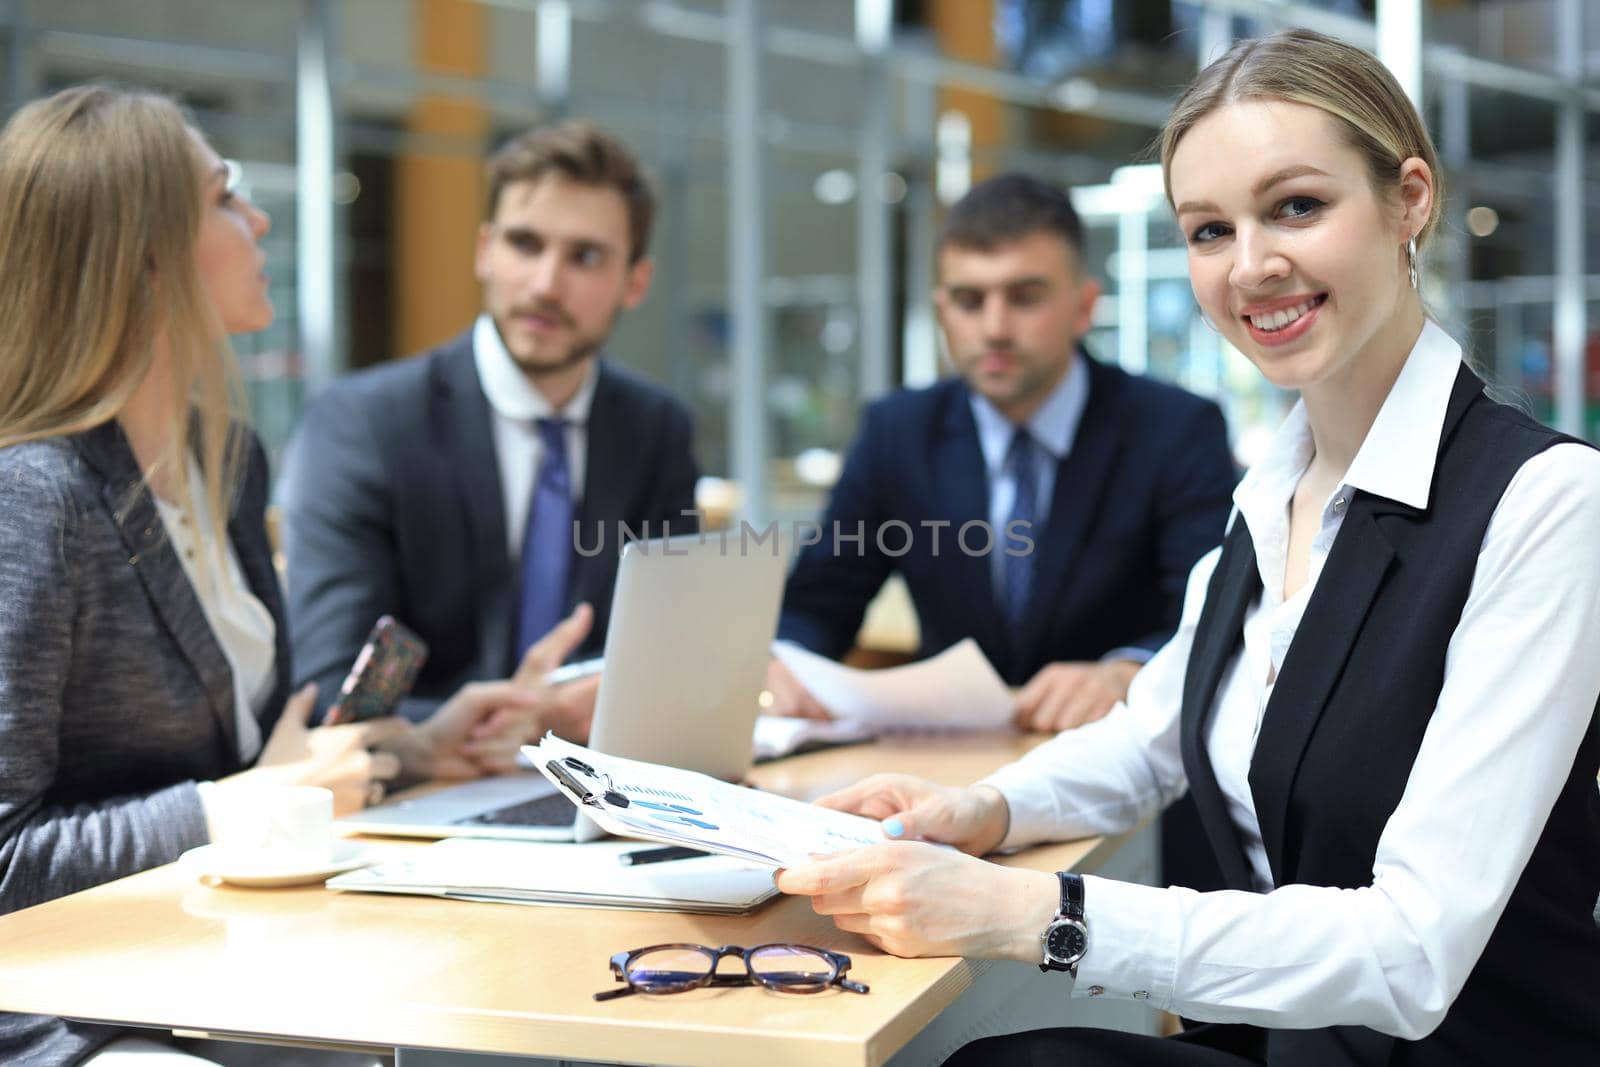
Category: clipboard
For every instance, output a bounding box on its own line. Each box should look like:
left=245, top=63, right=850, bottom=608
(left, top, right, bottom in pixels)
left=531, top=735, right=887, bottom=868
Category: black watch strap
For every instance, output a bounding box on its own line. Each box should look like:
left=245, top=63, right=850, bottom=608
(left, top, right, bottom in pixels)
left=1060, top=870, right=1085, bottom=922
left=1040, top=871, right=1088, bottom=974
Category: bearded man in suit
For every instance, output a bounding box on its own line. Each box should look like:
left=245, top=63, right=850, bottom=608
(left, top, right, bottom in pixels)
left=283, top=121, right=696, bottom=734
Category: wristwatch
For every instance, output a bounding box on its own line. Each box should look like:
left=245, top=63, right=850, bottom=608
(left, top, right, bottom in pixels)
left=1039, top=871, right=1089, bottom=975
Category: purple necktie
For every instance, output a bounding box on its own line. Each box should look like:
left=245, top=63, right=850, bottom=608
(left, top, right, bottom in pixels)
left=515, top=417, right=573, bottom=660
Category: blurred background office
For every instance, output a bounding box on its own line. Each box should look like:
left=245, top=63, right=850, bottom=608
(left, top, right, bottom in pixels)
left=2, top=0, right=1595, bottom=527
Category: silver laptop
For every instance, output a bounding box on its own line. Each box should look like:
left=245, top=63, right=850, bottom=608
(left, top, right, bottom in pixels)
left=340, top=530, right=787, bottom=841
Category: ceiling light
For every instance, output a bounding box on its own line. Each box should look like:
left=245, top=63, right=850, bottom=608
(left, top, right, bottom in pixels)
left=1466, top=205, right=1499, bottom=237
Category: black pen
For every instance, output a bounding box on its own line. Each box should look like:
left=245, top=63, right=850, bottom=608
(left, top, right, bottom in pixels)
left=619, top=845, right=709, bottom=866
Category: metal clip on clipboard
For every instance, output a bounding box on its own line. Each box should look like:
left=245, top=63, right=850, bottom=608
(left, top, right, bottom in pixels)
left=546, top=757, right=632, bottom=810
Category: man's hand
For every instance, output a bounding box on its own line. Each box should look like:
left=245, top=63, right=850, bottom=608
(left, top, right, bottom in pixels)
left=518, top=672, right=600, bottom=745
left=775, top=842, right=1058, bottom=961
left=762, top=657, right=832, bottom=720
left=511, top=604, right=593, bottom=688
left=402, top=680, right=566, bottom=779
left=401, top=604, right=596, bottom=779
left=1013, top=659, right=1141, bottom=733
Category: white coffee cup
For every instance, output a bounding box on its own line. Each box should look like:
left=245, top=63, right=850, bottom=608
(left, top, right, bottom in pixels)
left=208, top=785, right=335, bottom=872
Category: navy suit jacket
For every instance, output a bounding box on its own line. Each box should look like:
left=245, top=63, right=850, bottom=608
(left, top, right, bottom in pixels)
left=282, top=331, right=698, bottom=722
left=778, top=354, right=1237, bottom=686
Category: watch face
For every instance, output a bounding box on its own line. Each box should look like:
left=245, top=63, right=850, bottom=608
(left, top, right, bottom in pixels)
left=1046, top=921, right=1088, bottom=962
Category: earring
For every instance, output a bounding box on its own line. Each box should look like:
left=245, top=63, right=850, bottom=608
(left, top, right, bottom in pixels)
left=1406, top=238, right=1420, bottom=290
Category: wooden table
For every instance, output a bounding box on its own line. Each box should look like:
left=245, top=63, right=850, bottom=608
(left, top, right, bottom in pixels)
left=0, top=734, right=1157, bottom=1066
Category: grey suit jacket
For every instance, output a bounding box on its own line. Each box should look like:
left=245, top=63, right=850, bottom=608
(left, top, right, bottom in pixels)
left=281, top=332, right=699, bottom=722
left=0, top=422, right=290, bottom=1067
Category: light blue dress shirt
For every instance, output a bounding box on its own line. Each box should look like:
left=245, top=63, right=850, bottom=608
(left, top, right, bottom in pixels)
left=968, top=354, right=1151, bottom=666
left=968, top=354, right=1088, bottom=607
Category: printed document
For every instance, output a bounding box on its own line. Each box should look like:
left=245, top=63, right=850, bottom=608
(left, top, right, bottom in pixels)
left=528, top=735, right=886, bottom=867
left=771, top=637, right=1013, bottom=730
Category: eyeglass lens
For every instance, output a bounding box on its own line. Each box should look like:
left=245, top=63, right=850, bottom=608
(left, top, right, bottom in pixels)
left=746, top=945, right=834, bottom=991
left=625, top=947, right=718, bottom=993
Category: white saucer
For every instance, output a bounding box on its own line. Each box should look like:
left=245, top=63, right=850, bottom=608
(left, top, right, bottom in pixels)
left=180, top=841, right=374, bottom=888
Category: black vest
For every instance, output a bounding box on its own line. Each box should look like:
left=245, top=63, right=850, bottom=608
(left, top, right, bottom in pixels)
left=1179, top=366, right=1600, bottom=1066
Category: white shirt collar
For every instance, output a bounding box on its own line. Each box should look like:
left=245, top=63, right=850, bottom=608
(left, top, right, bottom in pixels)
left=471, top=313, right=599, bottom=424
left=1234, top=319, right=1462, bottom=519
left=969, top=352, right=1088, bottom=473
left=1342, top=319, right=1461, bottom=510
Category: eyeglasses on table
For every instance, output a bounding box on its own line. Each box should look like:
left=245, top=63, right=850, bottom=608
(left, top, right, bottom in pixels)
left=595, top=943, right=870, bottom=1001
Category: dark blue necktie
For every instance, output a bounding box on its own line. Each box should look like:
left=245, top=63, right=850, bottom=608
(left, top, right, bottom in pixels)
left=1003, top=427, right=1039, bottom=628
left=515, top=417, right=573, bottom=660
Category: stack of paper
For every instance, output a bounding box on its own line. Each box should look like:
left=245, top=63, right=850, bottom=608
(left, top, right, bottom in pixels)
left=326, top=837, right=778, bottom=914
left=530, top=735, right=886, bottom=868
left=770, top=637, right=1014, bottom=731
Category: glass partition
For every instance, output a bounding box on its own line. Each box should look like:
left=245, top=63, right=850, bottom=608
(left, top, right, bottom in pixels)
left=2, top=0, right=1595, bottom=490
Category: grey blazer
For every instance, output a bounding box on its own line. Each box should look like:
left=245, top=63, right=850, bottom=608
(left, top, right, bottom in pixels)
left=0, top=422, right=290, bottom=1067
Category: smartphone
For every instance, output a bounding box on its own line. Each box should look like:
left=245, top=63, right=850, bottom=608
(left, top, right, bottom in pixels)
left=324, top=616, right=429, bottom=725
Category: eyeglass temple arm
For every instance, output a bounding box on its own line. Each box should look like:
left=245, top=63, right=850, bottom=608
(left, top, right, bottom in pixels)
left=592, top=985, right=638, bottom=1001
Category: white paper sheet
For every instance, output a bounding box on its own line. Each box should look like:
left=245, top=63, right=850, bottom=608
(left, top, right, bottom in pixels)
left=750, top=715, right=876, bottom=762
left=771, top=637, right=1014, bottom=730
left=528, top=735, right=886, bottom=868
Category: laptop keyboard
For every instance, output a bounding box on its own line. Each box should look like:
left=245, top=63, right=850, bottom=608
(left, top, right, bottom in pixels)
left=456, top=791, right=575, bottom=828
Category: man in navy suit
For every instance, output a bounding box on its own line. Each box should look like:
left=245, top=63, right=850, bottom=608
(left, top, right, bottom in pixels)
left=769, top=173, right=1236, bottom=732
left=283, top=121, right=697, bottom=732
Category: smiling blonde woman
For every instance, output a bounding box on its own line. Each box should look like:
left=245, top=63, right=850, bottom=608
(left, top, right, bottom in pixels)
left=776, top=30, right=1600, bottom=1067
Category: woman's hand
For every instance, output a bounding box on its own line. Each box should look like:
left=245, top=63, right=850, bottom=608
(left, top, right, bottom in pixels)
left=775, top=841, right=1058, bottom=961
left=220, top=684, right=407, bottom=815
left=815, top=774, right=1012, bottom=857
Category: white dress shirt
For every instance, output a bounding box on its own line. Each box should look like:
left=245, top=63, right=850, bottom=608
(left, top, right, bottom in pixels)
left=981, top=320, right=1600, bottom=1038
left=155, top=459, right=274, bottom=764
left=472, top=314, right=598, bottom=562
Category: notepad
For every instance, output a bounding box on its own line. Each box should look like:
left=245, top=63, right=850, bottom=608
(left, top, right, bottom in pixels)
left=325, top=838, right=779, bottom=914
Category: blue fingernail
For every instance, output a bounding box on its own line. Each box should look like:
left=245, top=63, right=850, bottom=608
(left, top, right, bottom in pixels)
left=883, top=817, right=904, bottom=838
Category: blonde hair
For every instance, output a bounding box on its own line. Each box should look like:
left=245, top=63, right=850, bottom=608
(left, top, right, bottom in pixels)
left=1159, top=28, right=1445, bottom=251
left=0, top=84, right=247, bottom=545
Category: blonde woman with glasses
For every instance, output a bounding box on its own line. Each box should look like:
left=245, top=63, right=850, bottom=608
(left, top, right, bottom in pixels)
left=777, top=29, right=1600, bottom=1066
left=0, top=86, right=587, bottom=1067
